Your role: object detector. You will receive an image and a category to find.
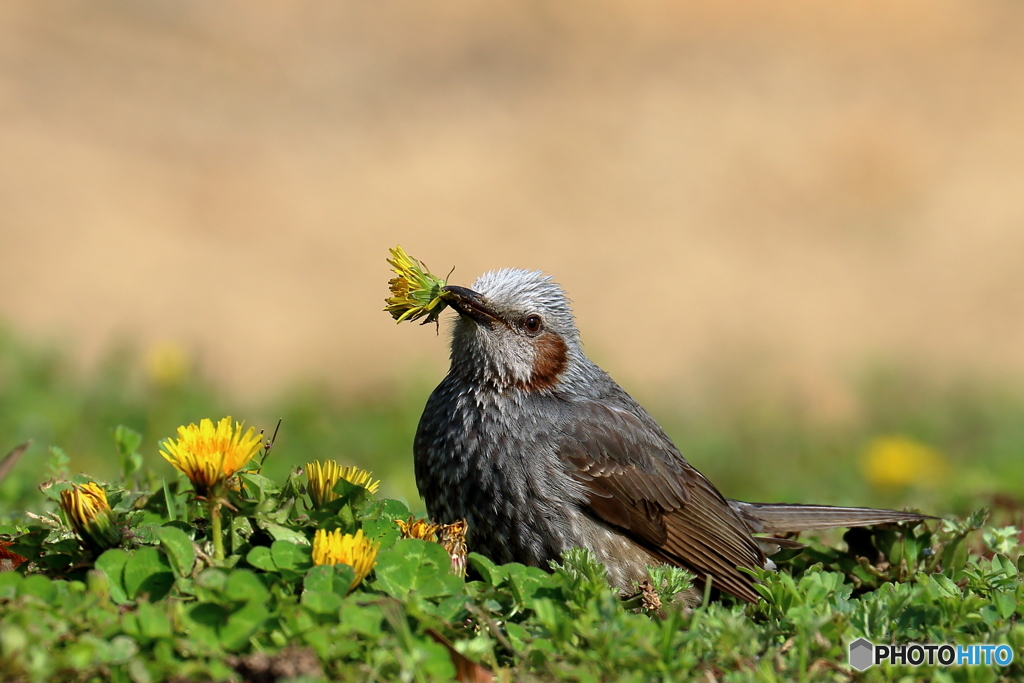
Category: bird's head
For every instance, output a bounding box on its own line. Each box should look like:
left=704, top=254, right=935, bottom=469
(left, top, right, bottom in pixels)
left=441, top=269, right=581, bottom=391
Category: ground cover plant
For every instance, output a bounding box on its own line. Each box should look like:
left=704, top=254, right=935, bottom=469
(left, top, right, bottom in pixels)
left=1, top=420, right=1022, bottom=683
left=1, top=330, right=1024, bottom=682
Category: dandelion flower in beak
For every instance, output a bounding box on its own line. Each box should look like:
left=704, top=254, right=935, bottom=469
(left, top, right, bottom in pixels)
left=384, top=245, right=450, bottom=324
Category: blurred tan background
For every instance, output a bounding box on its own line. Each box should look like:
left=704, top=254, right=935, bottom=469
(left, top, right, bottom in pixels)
left=2, top=0, right=1023, bottom=414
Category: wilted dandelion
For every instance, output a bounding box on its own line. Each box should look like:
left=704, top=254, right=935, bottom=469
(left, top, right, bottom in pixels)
left=395, top=516, right=467, bottom=576
left=306, top=460, right=380, bottom=509
left=160, top=417, right=262, bottom=561
left=384, top=245, right=450, bottom=324
left=395, top=516, right=440, bottom=542
left=312, top=528, right=379, bottom=590
left=861, top=435, right=947, bottom=489
left=59, top=482, right=122, bottom=551
left=439, top=519, right=468, bottom=577
left=160, top=417, right=262, bottom=498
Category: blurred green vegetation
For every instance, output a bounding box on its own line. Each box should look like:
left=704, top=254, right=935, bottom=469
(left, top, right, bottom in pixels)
left=0, top=326, right=427, bottom=516
left=650, top=367, right=1024, bottom=518
left=1, top=324, right=1023, bottom=521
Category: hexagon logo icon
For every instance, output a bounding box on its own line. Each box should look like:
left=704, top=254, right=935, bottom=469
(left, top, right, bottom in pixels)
left=848, top=638, right=874, bottom=671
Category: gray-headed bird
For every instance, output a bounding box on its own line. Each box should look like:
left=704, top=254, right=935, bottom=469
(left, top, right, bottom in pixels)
left=413, top=268, right=932, bottom=602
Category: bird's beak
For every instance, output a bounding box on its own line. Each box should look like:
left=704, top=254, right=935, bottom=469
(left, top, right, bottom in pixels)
left=441, top=285, right=500, bottom=325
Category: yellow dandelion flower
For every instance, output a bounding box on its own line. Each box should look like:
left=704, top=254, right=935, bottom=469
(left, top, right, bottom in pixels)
left=384, top=245, right=450, bottom=324
left=861, top=435, right=947, bottom=489
left=59, top=482, right=122, bottom=550
left=438, top=519, right=468, bottom=577
left=312, top=528, right=379, bottom=590
left=395, top=516, right=440, bottom=542
left=306, top=460, right=380, bottom=508
left=160, top=417, right=263, bottom=497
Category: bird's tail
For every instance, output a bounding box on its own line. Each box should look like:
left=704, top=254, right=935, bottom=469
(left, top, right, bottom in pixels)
left=728, top=500, right=937, bottom=534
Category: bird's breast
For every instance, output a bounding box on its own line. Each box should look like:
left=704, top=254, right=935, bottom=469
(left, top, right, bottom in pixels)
left=413, top=380, right=578, bottom=566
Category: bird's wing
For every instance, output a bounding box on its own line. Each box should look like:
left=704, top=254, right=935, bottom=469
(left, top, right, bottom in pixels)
left=556, top=400, right=766, bottom=602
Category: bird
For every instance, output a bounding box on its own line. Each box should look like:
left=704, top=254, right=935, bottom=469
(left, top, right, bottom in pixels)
left=413, top=268, right=933, bottom=602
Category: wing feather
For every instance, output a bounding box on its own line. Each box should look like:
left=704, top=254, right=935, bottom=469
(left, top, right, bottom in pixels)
left=556, top=400, right=765, bottom=602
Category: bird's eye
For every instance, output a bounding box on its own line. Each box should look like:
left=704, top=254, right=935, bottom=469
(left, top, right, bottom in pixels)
left=524, top=315, right=543, bottom=335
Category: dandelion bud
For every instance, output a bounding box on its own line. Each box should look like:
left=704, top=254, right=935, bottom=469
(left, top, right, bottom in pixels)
left=305, top=460, right=380, bottom=509
left=59, top=483, right=122, bottom=551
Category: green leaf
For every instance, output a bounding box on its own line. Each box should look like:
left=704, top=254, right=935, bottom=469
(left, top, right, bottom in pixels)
left=157, top=526, right=195, bottom=577
left=505, top=563, right=548, bottom=606
left=0, top=572, right=23, bottom=599
left=932, top=573, right=961, bottom=598
left=196, top=568, right=229, bottom=596
left=331, top=478, right=370, bottom=507
left=39, top=553, right=73, bottom=570
left=221, top=602, right=269, bottom=650
left=364, top=498, right=410, bottom=520
left=416, top=640, right=457, bottom=680
left=107, top=635, right=140, bottom=664
left=361, top=517, right=401, bottom=550
left=123, top=548, right=174, bottom=601
left=45, top=446, right=70, bottom=480
left=135, top=602, right=173, bottom=639
left=360, top=496, right=410, bottom=545
left=994, top=553, right=1017, bottom=578
left=271, top=541, right=312, bottom=572
left=261, top=522, right=311, bottom=546
left=942, top=535, right=969, bottom=580
left=238, top=472, right=281, bottom=499
left=304, top=564, right=355, bottom=597
left=246, top=546, right=276, bottom=572
left=373, top=538, right=463, bottom=599
left=95, top=548, right=130, bottom=604
left=468, top=553, right=501, bottom=586
left=189, top=572, right=271, bottom=651
left=339, top=600, right=384, bottom=637
left=114, top=425, right=143, bottom=479
left=162, top=479, right=177, bottom=521
left=505, top=621, right=528, bottom=650
left=20, top=575, right=56, bottom=603
left=191, top=602, right=229, bottom=626
left=433, top=594, right=470, bottom=622
left=301, top=590, right=344, bottom=615
left=994, top=590, right=1017, bottom=619
left=303, top=565, right=335, bottom=593
left=225, top=569, right=269, bottom=605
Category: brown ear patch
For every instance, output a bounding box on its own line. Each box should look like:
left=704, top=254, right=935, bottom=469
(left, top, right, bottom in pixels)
left=522, top=333, right=568, bottom=392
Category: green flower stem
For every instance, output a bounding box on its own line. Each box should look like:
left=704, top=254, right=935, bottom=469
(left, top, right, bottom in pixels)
left=209, top=499, right=225, bottom=561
